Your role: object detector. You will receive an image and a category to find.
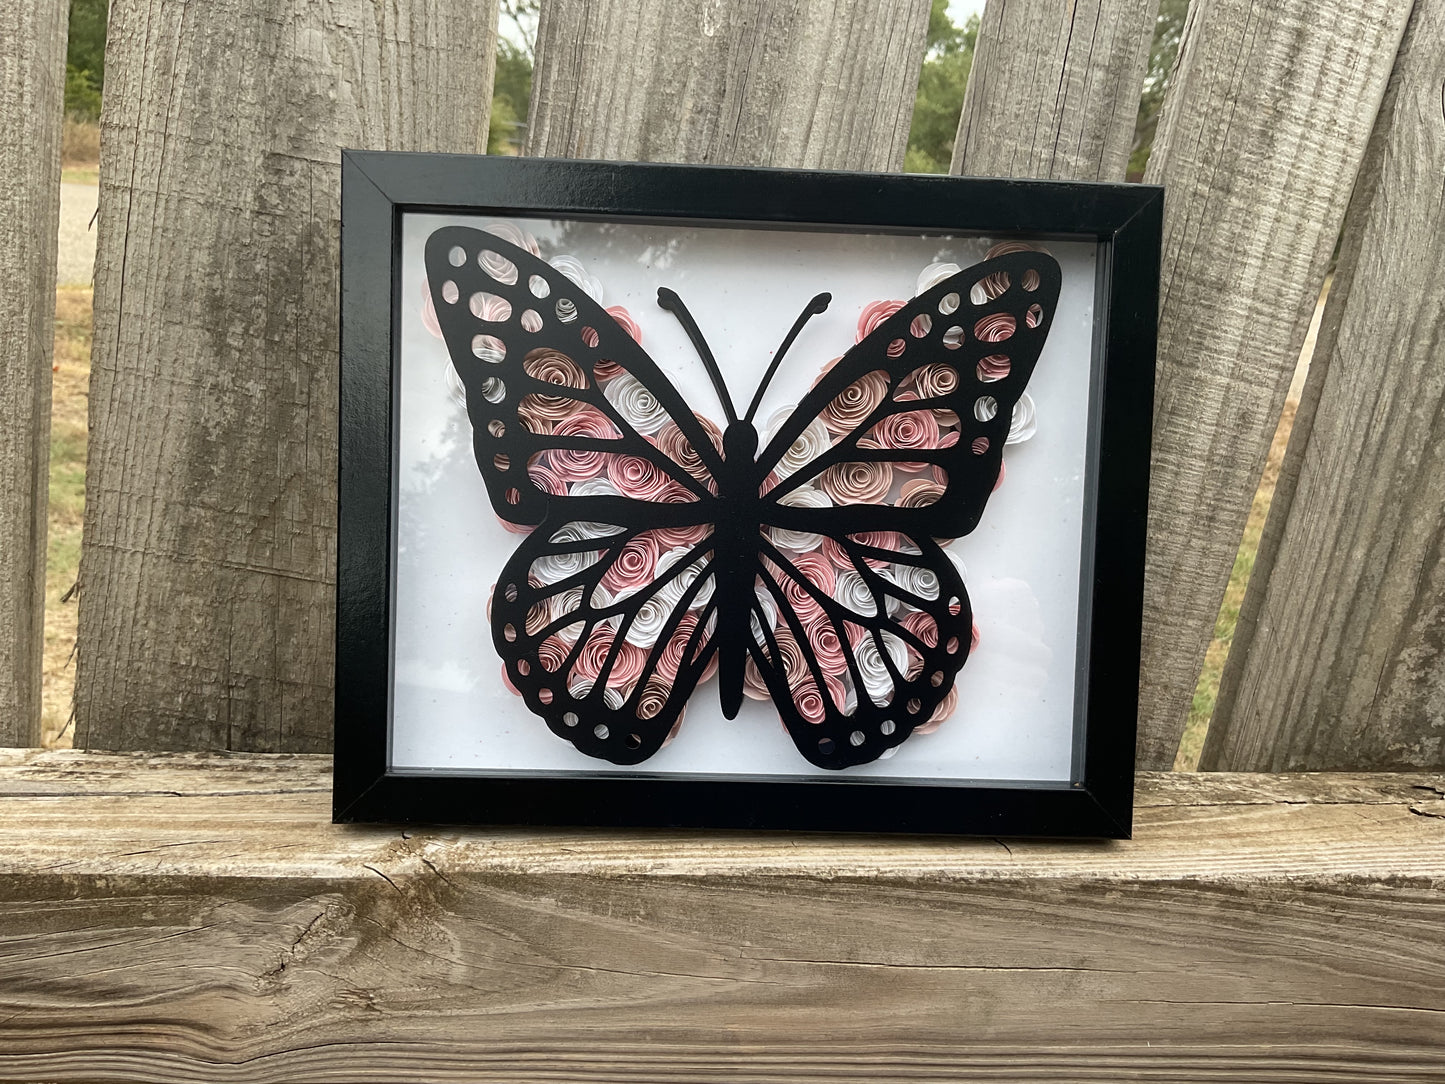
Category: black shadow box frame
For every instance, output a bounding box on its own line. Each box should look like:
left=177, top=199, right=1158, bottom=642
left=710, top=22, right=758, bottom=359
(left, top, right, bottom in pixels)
left=335, top=152, right=1161, bottom=838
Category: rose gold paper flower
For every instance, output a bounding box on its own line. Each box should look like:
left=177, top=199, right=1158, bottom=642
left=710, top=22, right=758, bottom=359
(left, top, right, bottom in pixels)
left=484, top=222, right=541, bottom=257
left=600, top=533, right=660, bottom=596
left=978, top=354, right=1011, bottom=383
left=791, top=673, right=828, bottom=725
left=651, top=415, right=723, bottom=483
left=549, top=408, right=620, bottom=481
left=742, top=655, right=772, bottom=700
left=974, top=313, right=1017, bottom=343
left=994, top=459, right=1005, bottom=491
left=820, top=459, right=893, bottom=506
left=537, top=635, right=573, bottom=673
left=820, top=369, right=889, bottom=436
left=916, top=683, right=961, bottom=734
left=635, top=680, right=672, bottom=721
left=804, top=617, right=847, bottom=675
left=652, top=521, right=710, bottom=553
left=606, top=305, right=642, bottom=344
left=912, top=363, right=960, bottom=400
left=899, top=608, right=938, bottom=649
left=810, top=356, right=843, bottom=389
left=572, top=625, right=646, bottom=688
left=789, top=552, right=836, bottom=600
left=899, top=478, right=944, bottom=509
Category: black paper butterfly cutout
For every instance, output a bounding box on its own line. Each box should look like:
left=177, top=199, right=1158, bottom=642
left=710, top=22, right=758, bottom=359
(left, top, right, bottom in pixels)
left=424, top=225, right=1061, bottom=769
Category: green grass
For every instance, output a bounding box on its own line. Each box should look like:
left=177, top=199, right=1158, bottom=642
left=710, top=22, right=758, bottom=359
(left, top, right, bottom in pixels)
left=42, top=286, right=92, bottom=747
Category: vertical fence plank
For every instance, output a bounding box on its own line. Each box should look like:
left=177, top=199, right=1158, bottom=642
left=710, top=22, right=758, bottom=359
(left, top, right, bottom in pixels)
left=950, top=0, right=1159, bottom=181
left=1132, top=0, right=1413, bottom=770
left=76, top=0, right=497, bottom=752
left=1203, top=0, right=1445, bottom=772
left=0, top=0, right=69, bottom=747
left=525, top=0, right=929, bottom=169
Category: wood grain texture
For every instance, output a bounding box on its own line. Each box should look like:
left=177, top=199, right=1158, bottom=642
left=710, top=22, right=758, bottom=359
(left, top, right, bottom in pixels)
left=75, top=0, right=497, bottom=753
left=0, top=751, right=1443, bottom=1081
left=525, top=0, right=930, bottom=169
left=0, top=0, right=68, bottom=746
left=1204, top=0, right=1445, bottom=772
left=1134, top=0, right=1414, bottom=770
left=950, top=0, right=1158, bottom=181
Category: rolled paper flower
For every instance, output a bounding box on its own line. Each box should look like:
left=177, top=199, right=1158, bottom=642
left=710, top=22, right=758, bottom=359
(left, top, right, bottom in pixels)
left=810, top=356, right=843, bottom=389
left=567, top=678, right=627, bottom=712
left=994, top=459, right=1006, bottom=492
left=916, top=261, right=962, bottom=295
left=550, top=408, right=620, bottom=481
left=851, top=529, right=914, bottom=566
left=526, top=459, right=569, bottom=500
left=484, top=222, right=541, bottom=257
left=834, top=570, right=881, bottom=618
left=518, top=350, right=588, bottom=427
left=623, top=591, right=675, bottom=648
left=635, top=680, right=673, bottom=721
left=1007, top=392, right=1037, bottom=444
left=789, top=552, right=837, bottom=601
left=572, top=625, right=646, bottom=688
left=547, top=585, right=585, bottom=628
left=469, top=291, right=512, bottom=323
left=899, top=477, right=945, bottom=508
left=856, top=299, right=905, bottom=342
left=609, top=453, right=674, bottom=501
left=885, top=561, right=941, bottom=604
left=819, top=369, right=889, bottom=436
left=653, top=520, right=711, bottom=554
left=771, top=561, right=826, bottom=631
left=420, top=278, right=444, bottom=338
left=657, top=545, right=714, bottom=609
left=600, top=532, right=660, bottom=598
left=606, top=305, right=642, bottom=344
left=820, top=458, right=893, bottom=506
left=750, top=589, right=779, bottom=639
left=569, top=474, right=620, bottom=498
left=530, top=524, right=601, bottom=585
left=497, top=514, right=534, bottom=536
left=603, top=373, right=671, bottom=436
left=854, top=630, right=909, bottom=706
left=984, top=240, right=1047, bottom=261
left=977, top=353, right=1011, bottom=383
left=769, top=626, right=808, bottom=684
left=763, top=408, right=833, bottom=479
left=803, top=616, right=848, bottom=675
left=478, top=246, right=519, bottom=286
left=971, top=621, right=981, bottom=653
left=915, top=685, right=959, bottom=735
left=548, top=254, right=603, bottom=303
left=444, top=363, right=468, bottom=409
left=501, top=663, right=521, bottom=696
left=742, top=655, right=772, bottom=700
left=974, top=312, right=1017, bottom=343
left=652, top=415, right=723, bottom=483
left=766, top=485, right=832, bottom=552
left=536, top=634, right=573, bottom=674
left=870, top=393, right=940, bottom=472
left=945, top=547, right=968, bottom=590
left=899, top=608, right=939, bottom=649
left=658, top=611, right=718, bottom=682
left=912, top=362, right=960, bottom=401
left=789, top=673, right=830, bottom=725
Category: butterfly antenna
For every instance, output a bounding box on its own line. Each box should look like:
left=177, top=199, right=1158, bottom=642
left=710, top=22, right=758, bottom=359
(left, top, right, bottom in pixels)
left=657, top=287, right=738, bottom=426
left=742, top=292, right=831, bottom=424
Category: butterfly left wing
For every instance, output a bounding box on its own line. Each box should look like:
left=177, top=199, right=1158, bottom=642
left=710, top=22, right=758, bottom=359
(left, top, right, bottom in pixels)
left=491, top=516, right=721, bottom=764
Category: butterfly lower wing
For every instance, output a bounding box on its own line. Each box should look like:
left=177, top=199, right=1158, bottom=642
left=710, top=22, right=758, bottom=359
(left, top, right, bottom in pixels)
left=757, top=249, right=1062, bottom=542
left=424, top=225, right=726, bottom=527
left=491, top=517, right=721, bottom=764
left=748, top=531, right=971, bottom=769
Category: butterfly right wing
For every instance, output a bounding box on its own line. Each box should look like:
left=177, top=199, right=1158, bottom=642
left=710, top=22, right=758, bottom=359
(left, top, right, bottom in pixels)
left=746, top=530, right=970, bottom=769
left=491, top=516, right=721, bottom=764
left=424, top=225, right=727, bottom=527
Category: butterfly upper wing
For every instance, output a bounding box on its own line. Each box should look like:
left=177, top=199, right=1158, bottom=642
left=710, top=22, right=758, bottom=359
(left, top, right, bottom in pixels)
left=757, top=249, right=1062, bottom=541
left=491, top=517, right=721, bottom=764
left=423, top=225, right=726, bottom=527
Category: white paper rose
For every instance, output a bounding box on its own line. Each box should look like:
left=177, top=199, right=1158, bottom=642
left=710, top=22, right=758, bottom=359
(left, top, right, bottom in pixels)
left=766, top=485, right=832, bottom=552
left=657, top=546, right=714, bottom=610
left=763, top=409, right=833, bottom=480
left=603, top=373, right=670, bottom=436
left=549, top=254, right=603, bottom=303
left=916, top=261, right=962, bottom=295
left=855, top=631, right=908, bottom=705
left=1007, top=392, right=1037, bottom=444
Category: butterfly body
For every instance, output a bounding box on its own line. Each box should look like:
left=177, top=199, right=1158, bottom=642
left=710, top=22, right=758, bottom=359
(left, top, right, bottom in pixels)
left=424, top=223, right=1061, bottom=770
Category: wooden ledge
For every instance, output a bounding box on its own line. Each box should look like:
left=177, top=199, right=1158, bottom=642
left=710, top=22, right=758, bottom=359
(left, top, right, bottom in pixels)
left=1, top=750, right=1442, bottom=1081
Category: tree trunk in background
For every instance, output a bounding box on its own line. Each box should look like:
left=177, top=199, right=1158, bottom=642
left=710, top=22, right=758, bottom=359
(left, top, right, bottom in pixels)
left=1134, top=0, right=1412, bottom=769
left=526, top=0, right=930, bottom=170
left=951, top=0, right=1158, bottom=181
left=0, top=0, right=69, bottom=747
left=1204, top=0, right=1445, bottom=771
left=76, top=0, right=497, bottom=752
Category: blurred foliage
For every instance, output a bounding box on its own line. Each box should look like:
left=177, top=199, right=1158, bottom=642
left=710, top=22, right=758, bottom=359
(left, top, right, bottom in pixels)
left=64, top=0, right=108, bottom=120
left=488, top=39, right=534, bottom=155
left=904, top=0, right=979, bottom=174
left=1129, top=0, right=1188, bottom=177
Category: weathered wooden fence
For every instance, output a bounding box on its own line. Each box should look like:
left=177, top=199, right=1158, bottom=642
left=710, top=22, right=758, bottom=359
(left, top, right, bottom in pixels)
left=1, top=0, right=1443, bottom=1077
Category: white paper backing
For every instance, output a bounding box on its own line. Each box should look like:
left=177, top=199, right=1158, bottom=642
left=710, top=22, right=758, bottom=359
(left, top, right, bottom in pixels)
left=389, top=212, right=1097, bottom=783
